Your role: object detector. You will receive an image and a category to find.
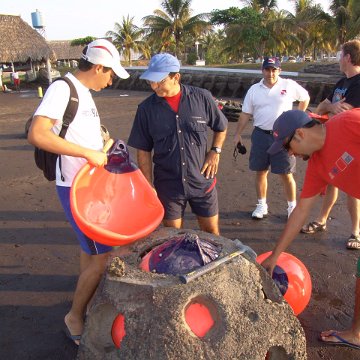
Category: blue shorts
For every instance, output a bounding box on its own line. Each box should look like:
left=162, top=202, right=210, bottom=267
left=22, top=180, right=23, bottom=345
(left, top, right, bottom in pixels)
left=249, top=127, right=296, bottom=174
left=56, top=186, right=113, bottom=255
left=157, top=186, right=218, bottom=220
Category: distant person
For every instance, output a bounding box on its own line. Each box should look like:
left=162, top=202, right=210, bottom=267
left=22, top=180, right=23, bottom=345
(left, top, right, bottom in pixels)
left=233, top=57, right=310, bottom=219
left=28, top=39, right=129, bottom=346
left=128, top=53, right=228, bottom=235
left=261, top=109, right=360, bottom=351
left=12, top=70, right=20, bottom=91
left=0, top=66, right=3, bottom=92
left=301, top=39, right=360, bottom=250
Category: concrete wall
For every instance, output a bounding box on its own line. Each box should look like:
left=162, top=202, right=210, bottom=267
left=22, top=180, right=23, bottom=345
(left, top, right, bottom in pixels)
left=115, top=67, right=338, bottom=105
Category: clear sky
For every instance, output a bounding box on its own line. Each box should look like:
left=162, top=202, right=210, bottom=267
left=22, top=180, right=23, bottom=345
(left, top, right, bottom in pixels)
left=1, top=0, right=330, bottom=41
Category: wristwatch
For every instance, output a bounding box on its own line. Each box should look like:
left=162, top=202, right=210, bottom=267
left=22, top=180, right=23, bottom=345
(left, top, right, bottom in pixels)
left=211, top=146, right=222, bottom=154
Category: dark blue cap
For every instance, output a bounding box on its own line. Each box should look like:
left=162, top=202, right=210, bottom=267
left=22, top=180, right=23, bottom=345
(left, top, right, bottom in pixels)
left=267, top=110, right=312, bottom=155
left=262, top=56, right=281, bottom=69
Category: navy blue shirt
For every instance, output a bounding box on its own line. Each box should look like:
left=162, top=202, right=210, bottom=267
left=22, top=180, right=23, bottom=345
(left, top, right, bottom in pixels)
left=327, top=73, right=360, bottom=106
left=128, top=84, right=228, bottom=198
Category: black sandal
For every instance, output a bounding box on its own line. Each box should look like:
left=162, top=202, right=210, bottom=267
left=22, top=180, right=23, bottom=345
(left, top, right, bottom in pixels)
left=346, top=234, right=360, bottom=250
left=301, top=221, right=326, bottom=234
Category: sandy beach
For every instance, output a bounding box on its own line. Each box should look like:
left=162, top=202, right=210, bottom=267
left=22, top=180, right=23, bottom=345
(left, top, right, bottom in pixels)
left=0, top=88, right=359, bottom=359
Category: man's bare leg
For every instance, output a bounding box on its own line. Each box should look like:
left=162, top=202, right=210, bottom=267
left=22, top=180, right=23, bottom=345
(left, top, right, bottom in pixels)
left=163, top=218, right=183, bottom=229
left=316, top=185, right=338, bottom=226
left=197, top=214, right=219, bottom=235
left=255, top=170, right=268, bottom=200
left=279, top=173, right=296, bottom=202
left=64, top=251, right=110, bottom=344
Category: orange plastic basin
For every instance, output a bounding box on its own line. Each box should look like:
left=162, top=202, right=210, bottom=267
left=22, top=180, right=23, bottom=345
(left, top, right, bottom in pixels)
left=70, top=164, right=164, bottom=246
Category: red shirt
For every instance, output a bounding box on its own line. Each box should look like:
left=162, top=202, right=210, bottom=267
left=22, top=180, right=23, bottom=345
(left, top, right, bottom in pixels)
left=165, top=91, right=181, bottom=113
left=301, top=109, right=360, bottom=199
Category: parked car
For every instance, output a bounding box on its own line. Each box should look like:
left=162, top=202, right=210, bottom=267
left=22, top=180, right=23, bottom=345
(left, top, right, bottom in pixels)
left=288, top=56, right=296, bottom=63
left=304, top=56, right=312, bottom=62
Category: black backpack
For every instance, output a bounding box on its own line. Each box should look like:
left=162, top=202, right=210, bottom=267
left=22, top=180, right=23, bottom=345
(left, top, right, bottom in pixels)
left=33, top=77, right=79, bottom=181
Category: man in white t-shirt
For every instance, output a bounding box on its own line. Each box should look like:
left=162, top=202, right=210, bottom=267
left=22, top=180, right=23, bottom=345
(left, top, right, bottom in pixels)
left=233, top=57, right=310, bottom=220
left=28, top=39, right=129, bottom=346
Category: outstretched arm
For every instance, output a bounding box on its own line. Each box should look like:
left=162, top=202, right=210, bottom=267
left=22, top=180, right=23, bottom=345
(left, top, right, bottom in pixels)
left=261, top=195, right=318, bottom=275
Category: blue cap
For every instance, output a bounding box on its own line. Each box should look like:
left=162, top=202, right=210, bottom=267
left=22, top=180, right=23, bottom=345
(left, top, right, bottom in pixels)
left=140, top=53, right=180, bottom=82
left=267, top=110, right=312, bottom=155
left=262, top=56, right=281, bottom=69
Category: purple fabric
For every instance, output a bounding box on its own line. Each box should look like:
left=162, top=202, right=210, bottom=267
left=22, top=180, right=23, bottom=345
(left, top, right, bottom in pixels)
left=148, top=233, right=220, bottom=275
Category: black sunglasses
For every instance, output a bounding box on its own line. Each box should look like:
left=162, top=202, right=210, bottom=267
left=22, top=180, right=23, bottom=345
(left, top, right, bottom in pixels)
left=283, top=132, right=295, bottom=151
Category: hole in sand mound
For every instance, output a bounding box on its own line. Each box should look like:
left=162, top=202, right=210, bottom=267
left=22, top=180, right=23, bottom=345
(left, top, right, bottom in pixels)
left=265, top=345, right=288, bottom=359
left=184, top=295, right=220, bottom=338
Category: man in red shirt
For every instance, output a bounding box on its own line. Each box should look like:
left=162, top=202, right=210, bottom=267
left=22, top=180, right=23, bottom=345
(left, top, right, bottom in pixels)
left=262, top=109, right=360, bottom=350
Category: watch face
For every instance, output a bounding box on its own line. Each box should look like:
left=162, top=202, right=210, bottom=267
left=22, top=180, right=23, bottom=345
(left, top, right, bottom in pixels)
left=212, top=147, right=221, bottom=154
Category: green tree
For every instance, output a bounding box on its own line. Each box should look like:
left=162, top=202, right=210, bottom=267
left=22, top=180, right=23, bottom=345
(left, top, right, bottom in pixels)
left=142, top=0, right=210, bottom=59
left=330, top=0, right=360, bottom=44
left=106, top=15, right=147, bottom=66
left=70, top=36, right=96, bottom=46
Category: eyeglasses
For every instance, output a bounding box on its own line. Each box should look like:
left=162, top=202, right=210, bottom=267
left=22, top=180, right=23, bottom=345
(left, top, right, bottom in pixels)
left=283, top=132, right=295, bottom=152
left=146, top=76, right=169, bottom=86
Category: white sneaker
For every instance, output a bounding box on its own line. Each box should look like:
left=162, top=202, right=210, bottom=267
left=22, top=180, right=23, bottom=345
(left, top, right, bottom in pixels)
left=252, top=203, right=268, bottom=219
left=287, top=204, right=296, bottom=218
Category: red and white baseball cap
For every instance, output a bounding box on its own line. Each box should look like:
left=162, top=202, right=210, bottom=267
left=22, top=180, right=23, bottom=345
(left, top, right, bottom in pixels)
left=81, top=39, right=130, bottom=79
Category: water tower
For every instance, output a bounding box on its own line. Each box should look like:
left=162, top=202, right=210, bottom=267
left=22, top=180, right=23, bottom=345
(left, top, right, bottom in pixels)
left=31, top=9, right=46, bottom=38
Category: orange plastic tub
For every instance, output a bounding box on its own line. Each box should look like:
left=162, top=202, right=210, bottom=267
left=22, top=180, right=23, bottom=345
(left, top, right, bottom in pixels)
left=70, top=140, right=164, bottom=246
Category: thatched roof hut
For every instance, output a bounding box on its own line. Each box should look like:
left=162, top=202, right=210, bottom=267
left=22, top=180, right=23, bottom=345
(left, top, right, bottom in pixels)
left=48, top=40, right=83, bottom=61
left=0, top=14, right=51, bottom=63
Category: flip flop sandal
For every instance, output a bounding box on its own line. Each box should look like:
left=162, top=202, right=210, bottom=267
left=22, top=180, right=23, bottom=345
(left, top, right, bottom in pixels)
left=346, top=235, right=360, bottom=250
left=301, top=221, right=326, bottom=234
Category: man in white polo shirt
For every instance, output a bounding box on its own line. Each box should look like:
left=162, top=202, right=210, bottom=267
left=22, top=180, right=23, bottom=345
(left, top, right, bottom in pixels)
left=233, top=57, right=310, bottom=219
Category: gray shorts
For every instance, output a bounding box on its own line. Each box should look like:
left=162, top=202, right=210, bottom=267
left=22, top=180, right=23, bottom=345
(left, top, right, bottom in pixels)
left=249, top=127, right=296, bottom=174
left=157, top=186, right=219, bottom=220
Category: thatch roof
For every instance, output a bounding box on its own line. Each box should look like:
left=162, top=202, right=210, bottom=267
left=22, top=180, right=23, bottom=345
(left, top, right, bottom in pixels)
left=0, top=14, right=52, bottom=63
left=48, top=40, right=83, bottom=61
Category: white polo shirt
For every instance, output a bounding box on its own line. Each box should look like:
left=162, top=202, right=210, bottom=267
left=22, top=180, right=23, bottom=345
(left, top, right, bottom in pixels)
left=242, top=77, right=310, bottom=130
left=34, top=73, right=103, bottom=186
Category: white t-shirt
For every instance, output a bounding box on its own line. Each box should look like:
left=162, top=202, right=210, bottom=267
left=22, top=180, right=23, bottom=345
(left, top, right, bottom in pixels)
left=242, top=77, right=310, bottom=130
left=34, top=73, right=103, bottom=186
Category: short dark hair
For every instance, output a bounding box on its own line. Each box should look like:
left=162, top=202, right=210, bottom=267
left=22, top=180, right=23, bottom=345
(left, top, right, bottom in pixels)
left=342, top=40, right=360, bottom=66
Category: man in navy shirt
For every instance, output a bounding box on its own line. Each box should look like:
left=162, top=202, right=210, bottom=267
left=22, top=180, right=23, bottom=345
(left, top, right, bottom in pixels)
left=128, top=53, right=228, bottom=235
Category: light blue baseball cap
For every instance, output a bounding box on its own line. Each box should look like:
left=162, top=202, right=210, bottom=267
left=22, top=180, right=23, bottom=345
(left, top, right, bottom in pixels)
left=140, top=53, right=180, bottom=82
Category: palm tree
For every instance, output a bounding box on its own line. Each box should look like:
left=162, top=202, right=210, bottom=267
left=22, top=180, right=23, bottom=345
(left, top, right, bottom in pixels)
left=330, top=0, right=360, bottom=44
left=106, top=15, right=146, bottom=66
left=142, top=0, right=211, bottom=59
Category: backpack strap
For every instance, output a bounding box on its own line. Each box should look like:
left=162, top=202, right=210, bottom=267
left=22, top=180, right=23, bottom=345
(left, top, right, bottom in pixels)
left=53, top=77, right=79, bottom=138
left=52, top=77, right=79, bottom=181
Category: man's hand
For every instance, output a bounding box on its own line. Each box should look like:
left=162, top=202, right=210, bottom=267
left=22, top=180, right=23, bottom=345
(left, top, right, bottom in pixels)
left=260, top=253, right=279, bottom=276
left=233, top=133, right=243, bottom=147
left=329, top=99, right=353, bottom=114
left=201, top=151, right=220, bottom=179
left=85, top=149, right=108, bottom=167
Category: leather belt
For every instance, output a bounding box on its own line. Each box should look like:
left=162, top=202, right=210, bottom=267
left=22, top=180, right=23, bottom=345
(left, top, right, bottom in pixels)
left=255, top=126, right=273, bottom=135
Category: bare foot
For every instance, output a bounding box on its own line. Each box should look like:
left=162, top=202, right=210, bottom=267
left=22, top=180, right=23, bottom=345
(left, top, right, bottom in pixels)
left=320, top=329, right=360, bottom=349
left=64, top=313, right=83, bottom=346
